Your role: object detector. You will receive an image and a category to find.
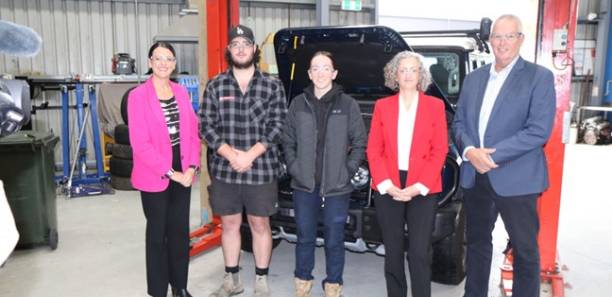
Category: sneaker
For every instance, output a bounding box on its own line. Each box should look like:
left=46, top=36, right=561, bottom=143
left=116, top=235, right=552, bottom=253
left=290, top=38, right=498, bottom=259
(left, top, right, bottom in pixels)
left=324, top=283, right=343, bottom=297
left=253, top=274, right=271, bottom=297
left=294, top=278, right=312, bottom=297
left=209, top=272, right=244, bottom=297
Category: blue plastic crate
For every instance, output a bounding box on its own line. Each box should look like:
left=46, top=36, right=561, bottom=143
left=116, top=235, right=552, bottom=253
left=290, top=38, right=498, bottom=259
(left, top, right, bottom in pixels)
left=178, top=75, right=200, bottom=112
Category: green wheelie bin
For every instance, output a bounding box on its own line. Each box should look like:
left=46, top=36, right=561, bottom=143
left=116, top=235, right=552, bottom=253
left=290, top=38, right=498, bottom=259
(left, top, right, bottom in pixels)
left=0, top=131, right=59, bottom=249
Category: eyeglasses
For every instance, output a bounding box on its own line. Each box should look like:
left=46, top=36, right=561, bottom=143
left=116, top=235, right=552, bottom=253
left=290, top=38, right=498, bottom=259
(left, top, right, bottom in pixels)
left=490, top=32, right=523, bottom=42
left=309, top=66, right=334, bottom=73
left=228, top=41, right=254, bottom=50
left=151, top=55, right=176, bottom=63
left=398, top=68, right=419, bottom=75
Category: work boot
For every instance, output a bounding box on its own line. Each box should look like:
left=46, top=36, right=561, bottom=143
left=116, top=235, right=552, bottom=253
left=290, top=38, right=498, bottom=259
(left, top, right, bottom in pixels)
left=324, top=282, right=343, bottom=297
left=209, top=272, right=244, bottom=297
left=253, top=274, right=271, bottom=297
left=294, top=278, right=312, bottom=297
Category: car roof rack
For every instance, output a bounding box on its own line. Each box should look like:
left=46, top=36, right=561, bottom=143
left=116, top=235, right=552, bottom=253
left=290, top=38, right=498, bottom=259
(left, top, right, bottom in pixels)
left=398, top=17, right=492, bottom=53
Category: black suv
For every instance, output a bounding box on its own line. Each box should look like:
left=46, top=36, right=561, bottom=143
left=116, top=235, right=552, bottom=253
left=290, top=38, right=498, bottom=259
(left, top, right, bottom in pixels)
left=240, top=20, right=492, bottom=285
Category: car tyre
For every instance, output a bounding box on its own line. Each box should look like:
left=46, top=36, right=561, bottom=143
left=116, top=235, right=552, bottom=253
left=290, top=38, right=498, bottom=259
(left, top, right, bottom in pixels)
left=110, top=175, right=135, bottom=191
left=431, top=201, right=466, bottom=285
left=120, top=87, right=136, bottom=125
left=109, top=156, right=133, bottom=178
left=239, top=225, right=281, bottom=253
left=111, top=143, right=133, bottom=159
left=48, top=228, right=58, bottom=250
left=114, top=124, right=130, bottom=145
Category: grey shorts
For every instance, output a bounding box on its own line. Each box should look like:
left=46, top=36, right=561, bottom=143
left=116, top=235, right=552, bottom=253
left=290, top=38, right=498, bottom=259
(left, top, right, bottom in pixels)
left=209, top=177, right=278, bottom=217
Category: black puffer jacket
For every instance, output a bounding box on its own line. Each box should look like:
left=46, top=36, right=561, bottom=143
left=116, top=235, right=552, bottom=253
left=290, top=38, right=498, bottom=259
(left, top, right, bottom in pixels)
left=281, top=84, right=367, bottom=197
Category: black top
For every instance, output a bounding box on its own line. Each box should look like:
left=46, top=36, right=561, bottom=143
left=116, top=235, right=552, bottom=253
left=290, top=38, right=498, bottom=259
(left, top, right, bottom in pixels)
left=159, top=97, right=180, bottom=147
left=303, top=84, right=342, bottom=186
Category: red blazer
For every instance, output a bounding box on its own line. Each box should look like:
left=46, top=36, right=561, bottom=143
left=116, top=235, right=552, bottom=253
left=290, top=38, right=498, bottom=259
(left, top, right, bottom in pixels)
left=367, top=93, right=448, bottom=193
left=127, top=78, right=201, bottom=192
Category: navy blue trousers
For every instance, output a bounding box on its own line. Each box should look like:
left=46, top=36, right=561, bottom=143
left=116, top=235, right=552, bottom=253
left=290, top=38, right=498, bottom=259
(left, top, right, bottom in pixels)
left=463, top=173, right=540, bottom=297
left=293, top=188, right=350, bottom=285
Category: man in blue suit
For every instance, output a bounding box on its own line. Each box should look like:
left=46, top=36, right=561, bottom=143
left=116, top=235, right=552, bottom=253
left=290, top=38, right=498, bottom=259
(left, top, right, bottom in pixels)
left=452, top=14, right=556, bottom=297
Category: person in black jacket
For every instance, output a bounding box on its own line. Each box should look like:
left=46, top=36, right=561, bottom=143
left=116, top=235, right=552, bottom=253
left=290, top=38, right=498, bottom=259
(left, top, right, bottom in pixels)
left=281, top=51, right=367, bottom=297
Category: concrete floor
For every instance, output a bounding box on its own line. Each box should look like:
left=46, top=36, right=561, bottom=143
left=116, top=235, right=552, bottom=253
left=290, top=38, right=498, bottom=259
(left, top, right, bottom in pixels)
left=0, top=183, right=507, bottom=297
left=0, top=144, right=610, bottom=297
left=556, top=144, right=612, bottom=297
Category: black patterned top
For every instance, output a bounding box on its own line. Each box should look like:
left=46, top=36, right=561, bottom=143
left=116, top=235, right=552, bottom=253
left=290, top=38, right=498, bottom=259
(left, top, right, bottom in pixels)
left=160, top=97, right=180, bottom=147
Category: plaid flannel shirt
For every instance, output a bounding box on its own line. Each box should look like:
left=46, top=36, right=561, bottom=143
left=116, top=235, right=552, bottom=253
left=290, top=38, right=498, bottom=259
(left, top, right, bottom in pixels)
left=200, top=69, right=287, bottom=185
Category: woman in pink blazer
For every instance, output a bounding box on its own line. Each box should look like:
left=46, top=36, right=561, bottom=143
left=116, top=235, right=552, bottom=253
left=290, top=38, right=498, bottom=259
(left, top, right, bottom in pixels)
left=128, top=42, right=200, bottom=297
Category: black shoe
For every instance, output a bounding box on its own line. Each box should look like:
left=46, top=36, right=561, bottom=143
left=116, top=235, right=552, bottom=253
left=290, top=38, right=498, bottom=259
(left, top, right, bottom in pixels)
left=171, top=287, right=193, bottom=297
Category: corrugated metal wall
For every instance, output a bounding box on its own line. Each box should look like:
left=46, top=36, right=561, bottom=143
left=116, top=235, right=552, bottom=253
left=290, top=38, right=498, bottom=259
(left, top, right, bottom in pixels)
left=0, top=0, right=375, bottom=166
left=240, top=0, right=375, bottom=45
left=0, top=0, right=187, bottom=76
left=0, top=0, right=188, bottom=166
left=572, top=0, right=600, bottom=109
left=0, top=0, right=375, bottom=78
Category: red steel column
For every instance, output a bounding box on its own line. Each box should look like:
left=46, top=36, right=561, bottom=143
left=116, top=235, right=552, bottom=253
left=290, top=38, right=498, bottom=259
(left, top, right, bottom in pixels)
left=535, top=0, right=577, bottom=275
left=230, top=0, right=239, bottom=27
left=206, top=0, right=239, bottom=78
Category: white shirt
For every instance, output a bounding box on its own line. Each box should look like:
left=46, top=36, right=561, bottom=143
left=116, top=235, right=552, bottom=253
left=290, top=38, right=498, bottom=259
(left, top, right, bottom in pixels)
left=377, top=93, right=429, bottom=196
left=463, top=56, right=520, bottom=160
left=398, top=93, right=419, bottom=171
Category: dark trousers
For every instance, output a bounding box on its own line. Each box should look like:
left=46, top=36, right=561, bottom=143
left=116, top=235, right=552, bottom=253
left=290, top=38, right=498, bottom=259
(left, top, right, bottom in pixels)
left=293, top=188, right=350, bottom=285
left=376, top=171, right=437, bottom=297
left=141, top=145, right=191, bottom=297
left=463, top=173, right=540, bottom=297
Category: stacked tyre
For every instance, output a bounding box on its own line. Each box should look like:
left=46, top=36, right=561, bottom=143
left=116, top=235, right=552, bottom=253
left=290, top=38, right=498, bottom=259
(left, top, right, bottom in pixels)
left=109, top=87, right=136, bottom=191
left=109, top=124, right=134, bottom=190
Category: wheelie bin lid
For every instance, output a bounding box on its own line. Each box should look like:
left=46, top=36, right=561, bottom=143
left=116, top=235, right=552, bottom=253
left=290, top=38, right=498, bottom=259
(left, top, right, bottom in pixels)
left=0, top=131, right=59, bottom=151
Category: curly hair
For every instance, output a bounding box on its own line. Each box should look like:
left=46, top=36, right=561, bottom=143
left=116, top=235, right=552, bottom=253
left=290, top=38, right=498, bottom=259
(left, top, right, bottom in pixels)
left=383, top=51, right=431, bottom=91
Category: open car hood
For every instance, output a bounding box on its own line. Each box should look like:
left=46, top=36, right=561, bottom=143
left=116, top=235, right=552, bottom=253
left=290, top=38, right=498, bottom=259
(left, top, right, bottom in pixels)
left=274, top=26, right=411, bottom=100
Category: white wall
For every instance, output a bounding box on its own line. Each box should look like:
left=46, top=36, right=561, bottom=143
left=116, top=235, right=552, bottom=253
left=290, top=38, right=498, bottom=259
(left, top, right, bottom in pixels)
left=378, top=0, right=540, bottom=63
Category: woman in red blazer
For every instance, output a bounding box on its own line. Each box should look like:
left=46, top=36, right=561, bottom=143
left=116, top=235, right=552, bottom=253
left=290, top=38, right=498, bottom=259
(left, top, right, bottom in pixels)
left=367, top=51, right=448, bottom=297
left=127, top=42, right=200, bottom=297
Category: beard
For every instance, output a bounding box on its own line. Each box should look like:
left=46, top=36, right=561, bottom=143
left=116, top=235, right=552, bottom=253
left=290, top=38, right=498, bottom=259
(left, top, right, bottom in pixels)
left=231, top=54, right=255, bottom=69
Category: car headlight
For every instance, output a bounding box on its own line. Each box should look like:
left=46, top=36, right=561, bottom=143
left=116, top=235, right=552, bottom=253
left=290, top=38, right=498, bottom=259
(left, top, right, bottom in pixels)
left=351, top=166, right=370, bottom=190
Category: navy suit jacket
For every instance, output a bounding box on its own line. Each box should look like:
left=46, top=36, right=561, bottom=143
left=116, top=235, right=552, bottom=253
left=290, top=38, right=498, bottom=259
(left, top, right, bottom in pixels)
left=452, top=57, right=556, bottom=196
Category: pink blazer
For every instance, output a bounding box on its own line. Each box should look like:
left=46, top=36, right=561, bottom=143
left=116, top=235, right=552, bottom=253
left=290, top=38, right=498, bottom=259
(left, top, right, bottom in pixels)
left=127, top=78, right=201, bottom=192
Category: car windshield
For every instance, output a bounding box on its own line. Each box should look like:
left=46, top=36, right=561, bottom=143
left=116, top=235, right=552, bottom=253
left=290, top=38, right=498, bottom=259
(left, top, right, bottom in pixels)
left=420, top=52, right=460, bottom=101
